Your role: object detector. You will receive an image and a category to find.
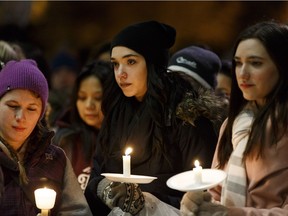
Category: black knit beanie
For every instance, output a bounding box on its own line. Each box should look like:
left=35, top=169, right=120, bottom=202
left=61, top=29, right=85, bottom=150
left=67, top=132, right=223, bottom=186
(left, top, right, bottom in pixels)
left=111, top=20, right=176, bottom=67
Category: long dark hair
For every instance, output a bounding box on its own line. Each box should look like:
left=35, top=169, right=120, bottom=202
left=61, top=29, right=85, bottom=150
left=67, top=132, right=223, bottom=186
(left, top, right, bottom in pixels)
left=217, top=21, right=288, bottom=168
left=99, top=58, right=193, bottom=160
left=67, top=60, right=112, bottom=161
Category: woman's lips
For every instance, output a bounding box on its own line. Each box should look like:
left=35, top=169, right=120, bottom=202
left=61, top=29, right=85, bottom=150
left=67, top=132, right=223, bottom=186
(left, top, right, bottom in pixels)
left=85, top=114, right=98, bottom=118
left=13, top=126, right=26, bottom=132
left=240, top=83, right=254, bottom=89
left=120, top=83, right=131, bottom=88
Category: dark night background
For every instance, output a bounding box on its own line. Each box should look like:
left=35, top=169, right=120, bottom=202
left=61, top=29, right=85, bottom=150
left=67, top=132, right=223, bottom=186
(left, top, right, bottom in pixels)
left=0, top=1, right=287, bottom=66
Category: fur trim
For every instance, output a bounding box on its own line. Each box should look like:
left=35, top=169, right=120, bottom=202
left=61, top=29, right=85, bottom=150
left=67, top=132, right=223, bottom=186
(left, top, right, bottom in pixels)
left=176, top=88, right=228, bottom=132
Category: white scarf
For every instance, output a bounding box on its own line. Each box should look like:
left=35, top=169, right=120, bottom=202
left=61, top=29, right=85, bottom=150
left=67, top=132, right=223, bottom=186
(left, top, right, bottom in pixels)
left=221, top=110, right=254, bottom=207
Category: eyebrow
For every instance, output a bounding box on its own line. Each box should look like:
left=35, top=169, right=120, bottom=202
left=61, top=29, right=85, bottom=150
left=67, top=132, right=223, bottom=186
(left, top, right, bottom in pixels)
left=6, top=99, right=40, bottom=106
left=111, top=53, right=138, bottom=60
left=234, top=55, right=264, bottom=60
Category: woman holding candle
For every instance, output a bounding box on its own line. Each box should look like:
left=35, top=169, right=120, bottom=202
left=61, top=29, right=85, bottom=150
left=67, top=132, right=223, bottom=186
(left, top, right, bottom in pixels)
left=0, top=59, right=92, bottom=215
left=181, top=21, right=288, bottom=215
left=52, top=60, right=111, bottom=191
left=85, top=20, right=224, bottom=215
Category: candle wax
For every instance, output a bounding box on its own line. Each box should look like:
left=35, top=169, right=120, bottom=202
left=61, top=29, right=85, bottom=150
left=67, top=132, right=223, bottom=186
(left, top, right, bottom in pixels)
left=123, top=154, right=131, bottom=177
left=193, top=160, right=202, bottom=184
left=123, top=147, right=132, bottom=177
left=34, top=188, right=57, bottom=210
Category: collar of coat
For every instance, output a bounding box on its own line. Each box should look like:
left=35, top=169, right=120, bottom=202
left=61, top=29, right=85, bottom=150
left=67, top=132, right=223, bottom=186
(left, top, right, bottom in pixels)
left=175, top=88, right=228, bottom=130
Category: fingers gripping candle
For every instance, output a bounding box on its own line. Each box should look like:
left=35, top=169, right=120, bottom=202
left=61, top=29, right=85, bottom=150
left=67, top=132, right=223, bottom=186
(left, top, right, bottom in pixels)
left=123, top=147, right=132, bottom=177
left=193, top=160, right=203, bottom=184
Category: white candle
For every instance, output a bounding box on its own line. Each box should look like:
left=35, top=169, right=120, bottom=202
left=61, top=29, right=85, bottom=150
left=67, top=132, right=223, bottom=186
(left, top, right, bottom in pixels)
left=193, top=160, right=202, bottom=184
left=34, top=187, right=57, bottom=216
left=123, top=147, right=132, bottom=177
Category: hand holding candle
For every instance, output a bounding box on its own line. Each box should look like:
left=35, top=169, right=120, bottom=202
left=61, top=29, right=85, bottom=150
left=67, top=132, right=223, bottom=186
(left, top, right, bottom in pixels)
left=34, top=187, right=57, bottom=216
left=193, top=160, right=202, bottom=184
left=123, top=147, right=132, bottom=177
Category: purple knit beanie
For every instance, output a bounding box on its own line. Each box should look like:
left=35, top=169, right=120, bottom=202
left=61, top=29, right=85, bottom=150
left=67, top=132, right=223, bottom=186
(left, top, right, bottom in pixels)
left=0, top=59, right=49, bottom=119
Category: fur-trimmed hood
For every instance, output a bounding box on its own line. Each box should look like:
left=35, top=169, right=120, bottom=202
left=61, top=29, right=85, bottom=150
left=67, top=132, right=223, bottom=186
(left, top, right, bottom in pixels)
left=176, top=88, right=228, bottom=133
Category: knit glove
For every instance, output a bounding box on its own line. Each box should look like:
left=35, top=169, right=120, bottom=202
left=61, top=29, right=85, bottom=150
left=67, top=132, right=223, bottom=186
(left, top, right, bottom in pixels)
left=180, top=191, right=228, bottom=216
left=97, top=178, right=145, bottom=215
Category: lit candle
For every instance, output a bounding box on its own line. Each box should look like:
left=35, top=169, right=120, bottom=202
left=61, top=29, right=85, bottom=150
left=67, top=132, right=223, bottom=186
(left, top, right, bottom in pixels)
left=123, top=147, right=132, bottom=177
left=34, top=187, right=57, bottom=216
left=193, top=160, right=202, bottom=184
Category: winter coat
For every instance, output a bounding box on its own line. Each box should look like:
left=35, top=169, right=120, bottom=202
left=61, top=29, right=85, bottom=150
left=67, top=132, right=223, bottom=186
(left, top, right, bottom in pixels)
left=53, top=109, right=98, bottom=191
left=85, top=88, right=226, bottom=215
left=0, top=131, right=92, bottom=216
left=211, top=117, right=288, bottom=215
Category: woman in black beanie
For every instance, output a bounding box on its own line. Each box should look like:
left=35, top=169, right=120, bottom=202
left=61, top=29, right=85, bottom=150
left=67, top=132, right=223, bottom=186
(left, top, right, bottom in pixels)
left=85, top=20, right=224, bottom=215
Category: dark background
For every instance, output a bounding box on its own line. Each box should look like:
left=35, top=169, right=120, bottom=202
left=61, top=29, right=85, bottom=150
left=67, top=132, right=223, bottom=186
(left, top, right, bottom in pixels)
left=0, top=1, right=287, bottom=65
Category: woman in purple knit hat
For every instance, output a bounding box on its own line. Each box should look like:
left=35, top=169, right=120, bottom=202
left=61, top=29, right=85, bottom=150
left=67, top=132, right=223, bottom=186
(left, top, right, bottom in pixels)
left=0, top=59, right=92, bottom=215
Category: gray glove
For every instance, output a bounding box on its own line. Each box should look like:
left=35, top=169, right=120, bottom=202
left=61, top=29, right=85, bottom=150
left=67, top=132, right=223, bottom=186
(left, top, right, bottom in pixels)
left=180, top=191, right=228, bottom=216
left=97, top=178, right=145, bottom=215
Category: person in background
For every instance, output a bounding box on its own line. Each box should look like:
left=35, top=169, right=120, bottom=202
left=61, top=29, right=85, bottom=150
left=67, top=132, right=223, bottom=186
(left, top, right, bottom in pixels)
left=87, top=41, right=111, bottom=63
left=85, top=20, right=222, bottom=216
left=168, top=45, right=226, bottom=133
left=180, top=21, right=288, bottom=216
left=0, top=40, right=19, bottom=64
left=52, top=60, right=112, bottom=191
left=0, top=59, right=92, bottom=215
left=168, top=45, right=221, bottom=90
left=50, top=50, right=80, bottom=93
left=215, top=59, right=232, bottom=102
left=48, top=50, right=80, bottom=128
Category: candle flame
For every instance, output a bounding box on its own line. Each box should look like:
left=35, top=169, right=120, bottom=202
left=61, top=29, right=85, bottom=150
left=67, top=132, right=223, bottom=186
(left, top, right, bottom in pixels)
left=194, top=160, right=200, bottom=167
left=125, top=147, right=132, bottom=155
